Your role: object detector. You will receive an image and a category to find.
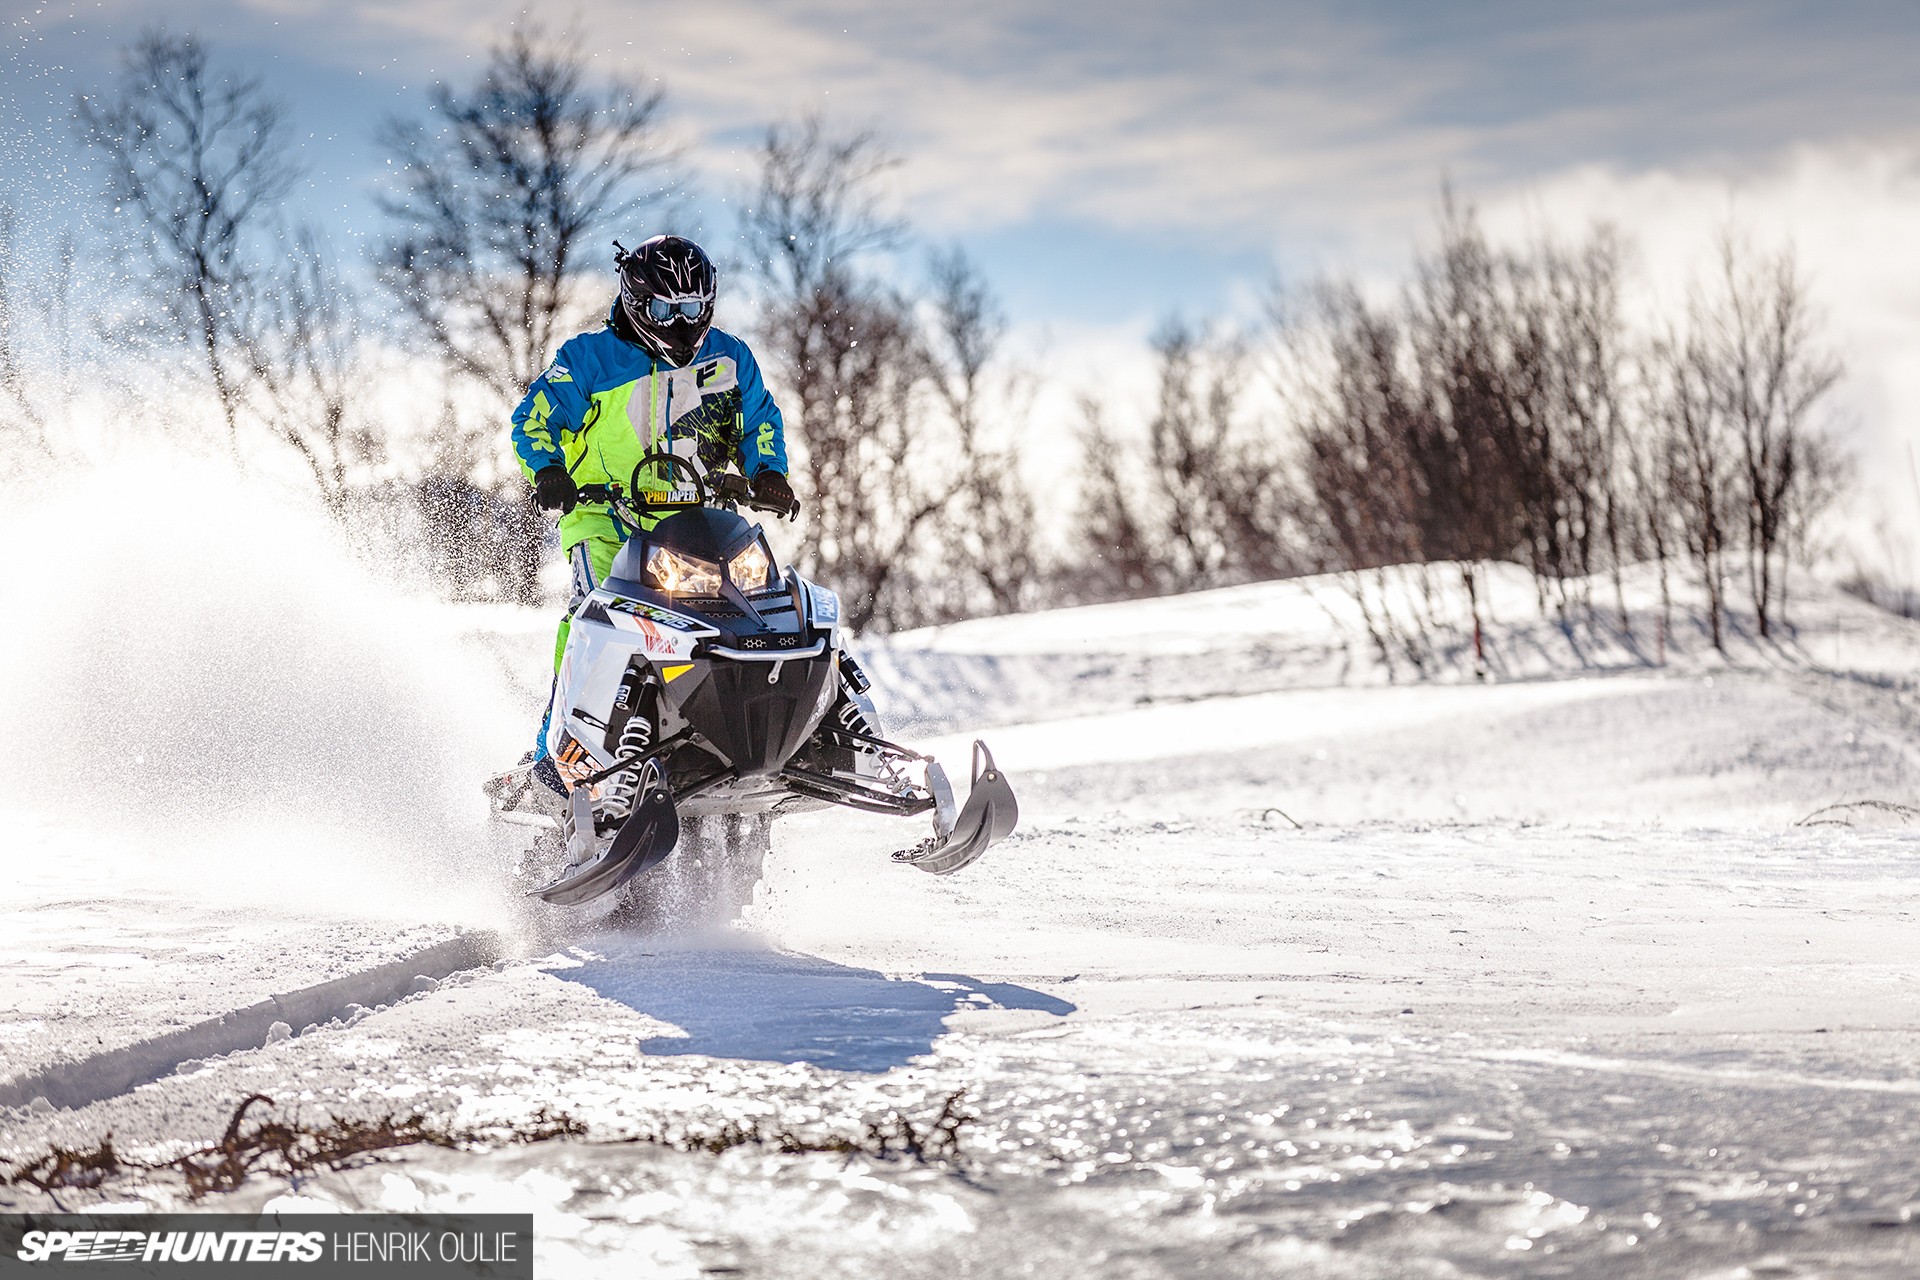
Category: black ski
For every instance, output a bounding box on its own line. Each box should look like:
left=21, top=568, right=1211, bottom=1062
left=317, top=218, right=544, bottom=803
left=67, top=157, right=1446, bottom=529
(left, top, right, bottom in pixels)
left=892, top=741, right=1019, bottom=876
left=531, top=784, right=680, bottom=906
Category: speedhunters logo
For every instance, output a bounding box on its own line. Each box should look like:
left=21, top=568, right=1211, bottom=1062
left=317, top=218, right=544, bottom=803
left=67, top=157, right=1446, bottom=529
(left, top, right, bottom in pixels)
left=17, top=1229, right=323, bottom=1263
left=1, top=1215, right=532, bottom=1277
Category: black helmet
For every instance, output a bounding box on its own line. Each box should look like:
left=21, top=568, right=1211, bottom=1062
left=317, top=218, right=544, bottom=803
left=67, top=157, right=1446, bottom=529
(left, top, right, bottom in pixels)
left=615, top=235, right=716, bottom=367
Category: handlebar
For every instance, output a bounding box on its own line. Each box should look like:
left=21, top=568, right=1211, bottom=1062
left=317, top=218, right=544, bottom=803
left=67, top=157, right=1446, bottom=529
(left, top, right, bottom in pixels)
left=575, top=464, right=793, bottom=519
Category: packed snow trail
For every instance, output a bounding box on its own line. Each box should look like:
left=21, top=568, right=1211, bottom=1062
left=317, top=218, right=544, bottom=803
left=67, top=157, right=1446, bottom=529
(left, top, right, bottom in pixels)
left=9, top=814, right=1919, bottom=1277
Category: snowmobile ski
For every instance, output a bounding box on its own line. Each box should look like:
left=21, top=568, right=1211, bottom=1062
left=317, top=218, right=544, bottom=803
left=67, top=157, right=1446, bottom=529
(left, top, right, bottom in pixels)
left=893, top=741, right=1019, bottom=876
left=531, top=782, right=681, bottom=907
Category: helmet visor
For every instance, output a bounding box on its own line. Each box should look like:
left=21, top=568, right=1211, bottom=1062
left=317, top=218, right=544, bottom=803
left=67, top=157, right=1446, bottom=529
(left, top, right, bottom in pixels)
left=645, top=296, right=710, bottom=323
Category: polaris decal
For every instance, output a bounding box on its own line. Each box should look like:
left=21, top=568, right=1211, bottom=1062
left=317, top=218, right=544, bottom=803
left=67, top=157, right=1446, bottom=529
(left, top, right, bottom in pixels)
left=601, top=610, right=694, bottom=657
left=600, top=596, right=707, bottom=633
left=636, top=617, right=690, bottom=657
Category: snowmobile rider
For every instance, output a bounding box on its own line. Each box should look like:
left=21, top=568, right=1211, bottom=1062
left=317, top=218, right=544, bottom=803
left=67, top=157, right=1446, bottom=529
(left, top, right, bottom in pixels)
left=510, top=234, right=797, bottom=774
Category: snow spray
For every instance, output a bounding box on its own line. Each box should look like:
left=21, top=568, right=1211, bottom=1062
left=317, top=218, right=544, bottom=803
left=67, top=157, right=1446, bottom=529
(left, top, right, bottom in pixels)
left=0, top=451, right=527, bottom=925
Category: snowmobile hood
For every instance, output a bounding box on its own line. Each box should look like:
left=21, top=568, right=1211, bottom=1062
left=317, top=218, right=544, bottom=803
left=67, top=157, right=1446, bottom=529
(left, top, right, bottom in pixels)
left=607, top=506, right=787, bottom=625
left=645, top=507, right=760, bottom=562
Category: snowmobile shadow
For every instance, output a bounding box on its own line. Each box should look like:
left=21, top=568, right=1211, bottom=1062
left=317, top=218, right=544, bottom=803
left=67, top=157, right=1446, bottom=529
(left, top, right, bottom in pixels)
left=550, top=937, right=1075, bottom=1073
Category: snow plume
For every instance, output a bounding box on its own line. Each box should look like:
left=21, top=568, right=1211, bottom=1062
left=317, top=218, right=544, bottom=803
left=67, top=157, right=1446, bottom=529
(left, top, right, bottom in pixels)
left=0, top=450, right=526, bottom=925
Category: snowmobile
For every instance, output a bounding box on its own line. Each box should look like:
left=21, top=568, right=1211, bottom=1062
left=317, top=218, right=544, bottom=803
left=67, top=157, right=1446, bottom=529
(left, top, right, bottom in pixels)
left=484, top=452, right=1018, bottom=920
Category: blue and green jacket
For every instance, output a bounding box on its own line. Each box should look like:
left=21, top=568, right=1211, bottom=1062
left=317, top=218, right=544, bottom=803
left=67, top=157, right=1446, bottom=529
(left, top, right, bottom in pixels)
left=510, top=309, right=790, bottom=551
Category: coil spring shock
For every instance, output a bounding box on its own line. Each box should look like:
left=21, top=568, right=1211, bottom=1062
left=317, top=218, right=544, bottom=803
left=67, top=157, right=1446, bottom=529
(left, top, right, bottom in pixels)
left=835, top=689, right=907, bottom=789
left=599, top=688, right=656, bottom=822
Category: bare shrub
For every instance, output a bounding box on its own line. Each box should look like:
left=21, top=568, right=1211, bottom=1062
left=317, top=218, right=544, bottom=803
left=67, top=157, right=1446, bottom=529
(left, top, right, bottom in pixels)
left=1269, top=189, right=1848, bottom=669
left=5, top=1090, right=975, bottom=1203
left=1078, top=319, right=1304, bottom=601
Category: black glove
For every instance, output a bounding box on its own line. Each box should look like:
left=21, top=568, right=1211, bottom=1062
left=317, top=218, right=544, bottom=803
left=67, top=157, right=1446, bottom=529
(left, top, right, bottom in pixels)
left=532, top=465, right=577, bottom=514
left=752, top=469, right=799, bottom=520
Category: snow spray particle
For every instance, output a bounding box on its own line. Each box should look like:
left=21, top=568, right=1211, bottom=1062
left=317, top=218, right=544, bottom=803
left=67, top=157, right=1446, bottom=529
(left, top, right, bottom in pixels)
left=0, top=452, right=529, bottom=924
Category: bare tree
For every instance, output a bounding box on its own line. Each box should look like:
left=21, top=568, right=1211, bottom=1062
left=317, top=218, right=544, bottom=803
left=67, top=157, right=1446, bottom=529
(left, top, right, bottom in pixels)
left=918, top=248, right=1042, bottom=617
left=1077, top=399, right=1165, bottom=600
left=1289, top=201, right=1668, bottom=670
left=741, top=117, right=977, bottom=631
left=376, top=30, right=676, bottom=403
left=250, top=231, right=382, bottom=519
left=76, top=31, right=301, bottom=456
left=1698, top=235, right=1843, bottom=637
left=1623, top=355, right=1685, bottom=660
left=1633, top=236, right=1843, bottom=651
left=776, top=272, right=935, bottom=630
left=376, top=28, right=677, bottom=599
left=1236, top=190, right=1853, bottom=673
left=1150, top=320, right=1235, bottom=584
left=1076, top=316, right=1303, bottom=602
left=73, top=30, right=389, bottom=516
left=1648, top=325, right=1736, bottom=651
left=1543, top=230, right=1631, bottom=630
left=1287, top=282, right=1442, bottom=669
left=1781, top=431, right=1848, bottom=625
left=1405, top=201, right=1561, bottom=612
left=740, top=115, right=904, bottom=306
left=1275, top=204, right=1669, bottom=670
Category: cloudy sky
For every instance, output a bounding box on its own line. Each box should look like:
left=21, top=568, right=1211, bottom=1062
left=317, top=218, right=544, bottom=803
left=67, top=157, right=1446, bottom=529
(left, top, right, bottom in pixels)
left=6, top=1, right=1920, bottom=555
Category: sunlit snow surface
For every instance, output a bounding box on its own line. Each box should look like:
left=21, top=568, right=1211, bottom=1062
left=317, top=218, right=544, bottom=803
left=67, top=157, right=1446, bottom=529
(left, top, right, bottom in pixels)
left=4, top=464, right=1920, bottom=1275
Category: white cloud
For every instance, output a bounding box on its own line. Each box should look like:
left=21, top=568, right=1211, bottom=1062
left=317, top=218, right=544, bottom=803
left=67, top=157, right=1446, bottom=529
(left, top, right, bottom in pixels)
left=39, top=0, right=1920, bottom=249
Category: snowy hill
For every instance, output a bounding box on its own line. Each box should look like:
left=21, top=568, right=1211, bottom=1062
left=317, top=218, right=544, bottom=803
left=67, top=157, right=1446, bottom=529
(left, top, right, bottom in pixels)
left=872, top=565, right=1920, bottom=829
left=5, top=516, right=1920, bottom=1277
left=867, top=561, right=1920, bottom=730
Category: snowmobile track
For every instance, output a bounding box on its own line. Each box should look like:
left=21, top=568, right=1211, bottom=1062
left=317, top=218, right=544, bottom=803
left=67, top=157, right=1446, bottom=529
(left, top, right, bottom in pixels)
left=0, top=931, right=506, bottom=1113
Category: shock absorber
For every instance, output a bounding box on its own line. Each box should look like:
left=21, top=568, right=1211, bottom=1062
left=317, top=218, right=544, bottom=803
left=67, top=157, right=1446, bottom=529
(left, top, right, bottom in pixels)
left=599, top=668, right=657, bottom=822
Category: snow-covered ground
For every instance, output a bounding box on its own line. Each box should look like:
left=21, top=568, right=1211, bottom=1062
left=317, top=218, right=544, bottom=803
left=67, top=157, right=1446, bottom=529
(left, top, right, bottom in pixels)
left=4, top=482, right=1920, bottom=1278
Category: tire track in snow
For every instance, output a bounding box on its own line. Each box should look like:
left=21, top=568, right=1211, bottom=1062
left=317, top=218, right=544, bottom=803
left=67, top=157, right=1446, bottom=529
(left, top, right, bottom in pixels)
left=0, top=931, right=506, bottom=1113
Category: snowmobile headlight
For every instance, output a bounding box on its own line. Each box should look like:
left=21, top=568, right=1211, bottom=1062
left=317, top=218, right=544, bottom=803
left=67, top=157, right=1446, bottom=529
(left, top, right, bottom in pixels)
left=728, top=538, right=776, bottom=590
left=645, top=544, right=722, bottom=595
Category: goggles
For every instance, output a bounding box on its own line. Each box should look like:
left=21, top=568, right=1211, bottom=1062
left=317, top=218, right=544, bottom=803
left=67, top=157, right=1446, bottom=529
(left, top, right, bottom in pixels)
left=645, top=296, right=710, bottom=323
